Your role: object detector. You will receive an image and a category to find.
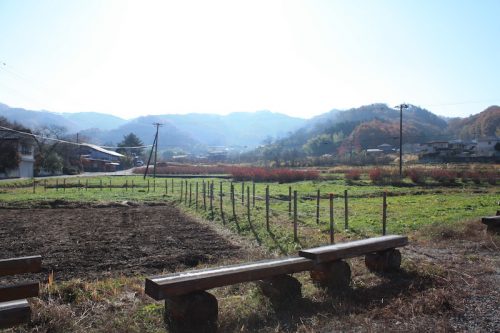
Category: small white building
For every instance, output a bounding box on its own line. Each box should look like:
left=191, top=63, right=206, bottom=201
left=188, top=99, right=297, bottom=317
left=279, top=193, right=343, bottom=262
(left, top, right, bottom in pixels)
left=475, top=137, right=499, bottom=156
left=0, top=131, right=36, bottom=178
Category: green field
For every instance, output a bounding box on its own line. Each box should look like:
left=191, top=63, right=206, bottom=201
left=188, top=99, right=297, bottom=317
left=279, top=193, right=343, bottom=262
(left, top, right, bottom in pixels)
left=1, top=174, right=498, bottom=254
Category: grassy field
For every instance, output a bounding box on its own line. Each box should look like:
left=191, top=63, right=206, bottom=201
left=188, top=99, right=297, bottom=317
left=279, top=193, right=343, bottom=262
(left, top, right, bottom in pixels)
left=1, top=173, right=498, bottom=254
left=1, top=172, right=499, bottom=332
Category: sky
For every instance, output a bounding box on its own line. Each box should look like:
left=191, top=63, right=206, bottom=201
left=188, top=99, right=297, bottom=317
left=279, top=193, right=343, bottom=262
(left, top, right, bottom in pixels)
left=0, top=0, right=499, bottom=119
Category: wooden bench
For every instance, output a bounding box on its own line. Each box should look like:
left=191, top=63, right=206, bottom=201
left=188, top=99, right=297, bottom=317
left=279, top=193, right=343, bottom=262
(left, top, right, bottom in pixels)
left=145, top=235, right=407, bottom=333
left=0, top=255, right=42, bottom=329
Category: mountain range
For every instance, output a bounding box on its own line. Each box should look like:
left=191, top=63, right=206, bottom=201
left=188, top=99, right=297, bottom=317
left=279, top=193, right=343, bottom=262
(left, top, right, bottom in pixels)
left=0, top=102, right=498, bottom=154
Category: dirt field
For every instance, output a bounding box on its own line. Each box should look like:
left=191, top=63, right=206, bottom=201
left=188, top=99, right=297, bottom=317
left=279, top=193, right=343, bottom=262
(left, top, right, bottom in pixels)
left=0, top=201, right=243, bottom=281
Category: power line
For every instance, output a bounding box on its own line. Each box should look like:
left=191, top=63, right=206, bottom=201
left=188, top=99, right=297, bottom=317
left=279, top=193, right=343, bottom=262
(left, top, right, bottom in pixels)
left=0, top=125, right=152, bottom=149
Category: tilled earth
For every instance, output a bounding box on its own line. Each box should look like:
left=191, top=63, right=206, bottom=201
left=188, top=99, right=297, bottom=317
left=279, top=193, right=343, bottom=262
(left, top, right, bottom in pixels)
left=0, top=202, right=242, bottom=281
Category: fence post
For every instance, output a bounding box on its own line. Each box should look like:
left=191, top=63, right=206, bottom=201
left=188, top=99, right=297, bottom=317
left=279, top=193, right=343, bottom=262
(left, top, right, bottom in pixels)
left=78, top=179, right=81, bottom=191
left=293, top=190, right=298, bottom=242
left=195, top=182, right=199, bottom=210
left=44, top=179, right=47, bottom=192
left=147, top=179, right=150, bottom=192
left=210, top=181, right=214, bottom=217
left=382, top=191, right=387, bottom=235
left=252, top=182, right=255, bottom=207
left=265, top=185, right=269, bottom=231
left=56, top=179, right=59, bottom=191
left=100, top=179, right=102, bottom=191
left=344, top=189, right=349, bottom=230
left=63, top=179, right=66, bottom=192
left=181, top=179, right=184, bottom=203
left=185, top=180, right=188, bottom=204
left=131, top=180, right=134, bottom=192
left=125, top=180, right=128, bottom=191
left=171, top=178, right=174, bottom=194
left=231, top=183, right=236, bottom=220
left=189, top=183, right=192, bottom=206
left=165, top=179, right=167, bottom=194
left=330, top=193, right=334, bottom=244
left=203, top=180, right=207, bottom=211
left=109, top=179, right=112, bottom=191
left=288, top=186, right=292, bottom=216
left=153, top=179, right=156, bottom=192
left=247, top=186, right=250, bottom=225
left=219, top=182, right=225, bottom=225
left=85, top=179, right=88, bottom=191
left=241, top=182, right=245, bottom=205
left=316, top=189, right=320, bottom=224
left=32, top=179, right=36, bottom=193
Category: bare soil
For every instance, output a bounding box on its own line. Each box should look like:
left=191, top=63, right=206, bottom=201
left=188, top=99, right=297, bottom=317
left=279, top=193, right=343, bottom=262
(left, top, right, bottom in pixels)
left=0, top=202, right=243, bottom=281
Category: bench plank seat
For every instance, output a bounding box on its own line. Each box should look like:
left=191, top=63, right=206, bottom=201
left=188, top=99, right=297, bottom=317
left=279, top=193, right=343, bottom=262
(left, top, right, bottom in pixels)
left=146, top=257, right=314, bottom=300
left=0, top=256, right=42, bottom=277
left=482, top=216, right=500, bottom=226
left=299, top=235, right=408, bottom=264
left=0, top=282, right=39, bottom=303
left=0, top=299, right=31, bottom=329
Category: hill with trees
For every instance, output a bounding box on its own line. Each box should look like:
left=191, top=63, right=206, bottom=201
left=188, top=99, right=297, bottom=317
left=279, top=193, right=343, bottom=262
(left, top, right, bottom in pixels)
left=446, top=105, right=500, bottom=139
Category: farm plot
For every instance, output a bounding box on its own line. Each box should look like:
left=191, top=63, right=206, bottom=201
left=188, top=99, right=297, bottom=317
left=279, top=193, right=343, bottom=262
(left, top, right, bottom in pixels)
left=0, top=203, right=243, bottom=281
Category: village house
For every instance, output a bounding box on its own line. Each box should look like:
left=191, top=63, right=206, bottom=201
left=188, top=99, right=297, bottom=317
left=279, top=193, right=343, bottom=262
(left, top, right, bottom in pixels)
left=0, top=131, right=36, bottom=178
left=80, top=143, right=124, bottom=172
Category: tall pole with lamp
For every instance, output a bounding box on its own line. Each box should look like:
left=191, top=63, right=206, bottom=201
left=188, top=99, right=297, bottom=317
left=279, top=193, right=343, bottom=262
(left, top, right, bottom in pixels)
left=395, top=103, right=409, bottom=178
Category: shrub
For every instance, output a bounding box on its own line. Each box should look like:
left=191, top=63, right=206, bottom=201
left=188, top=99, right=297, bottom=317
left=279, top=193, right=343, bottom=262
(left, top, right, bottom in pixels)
left=429, top=169, right=457, bottom=184
left=485, top=172, right=498, bottom=185
left=229, top=167, right=319, bottom=183
left=368, top=168, right=383, bottom=183
left=406, top=168, right=427, bottom=184
left=345, top=169, right=361, bottom=181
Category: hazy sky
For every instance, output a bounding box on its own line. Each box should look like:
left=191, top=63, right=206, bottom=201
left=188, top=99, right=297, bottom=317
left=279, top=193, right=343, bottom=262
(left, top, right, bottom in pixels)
left=1, top=0, right=499, bottom=119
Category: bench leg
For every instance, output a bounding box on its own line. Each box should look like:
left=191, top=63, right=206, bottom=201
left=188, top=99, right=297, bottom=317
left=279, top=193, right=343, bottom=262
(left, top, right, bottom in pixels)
left=164, top=291, right=218, bottom=333
left=365, top=249, right=402, bottom=272
left=258, top=274, right=302, bottom=308
left=310, top=260, right=351, bottom=290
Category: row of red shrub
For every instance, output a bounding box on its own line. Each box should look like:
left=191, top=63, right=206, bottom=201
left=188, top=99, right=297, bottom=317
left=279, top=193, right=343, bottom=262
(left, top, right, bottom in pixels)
left=133, top=165, right=229, bottom=175
left=345, top=167, right=498, bottom=185
left=229, top=167, right=319, bottom=183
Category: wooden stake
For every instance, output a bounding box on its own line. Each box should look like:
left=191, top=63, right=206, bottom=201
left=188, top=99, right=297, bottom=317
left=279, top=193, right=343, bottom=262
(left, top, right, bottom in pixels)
left=288, top=186, right=292, bottom=216
left=219, top=182, right=225, bottom=225
left=56, top=179, right=59, bottom=191
left=252, top=182, right=255, bottom=207
left=195, top=182, right=199, bottom=210
left=241, top=182, right=245, bottom=205
left=165, top=179, right=167, bottom=194
left=203, top=180, right=207, bottom=211
left=63, top=179, right=66, bottom=192
left=382, top=191, right=387, bottom=235
left=109, top=179, right=111, bottom=191
left=344, top=189, right=348, bottom=230
left=293, top=190, right=298, bottom=242
left=44, top=179, right=47, bottom=192
left=100, top=179, right=102, bottom=191
left=247, top=186, right=250, bottom=225
left=147, top=179, right=150, bottom=192
left=185, top=180, right=188, bottom=204
left=231, top=183, right=236, bottom=220
left=316, top=189, right=320, bottom=224
left=330, top=193, right=334, bottom=244
left=32, top=179, right=35, bottom=193
left=85, top=179, right=88, bottom=191
left=210, top=181, right=214, bottom=217
left=189, top=183, right=192, bottom=206
left=181, top=180, right=184, bottom=203
left=265, top=185, right=270, bottom=231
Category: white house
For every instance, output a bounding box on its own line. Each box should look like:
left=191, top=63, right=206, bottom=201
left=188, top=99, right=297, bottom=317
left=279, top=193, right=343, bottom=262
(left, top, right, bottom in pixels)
left=0, top=131, right=36, bottom=178
left=475, top=137, right=499, bottom=156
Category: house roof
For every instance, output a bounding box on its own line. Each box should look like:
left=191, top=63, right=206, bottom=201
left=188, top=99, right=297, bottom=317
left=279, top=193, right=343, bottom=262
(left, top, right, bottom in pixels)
left=0, top=130, right=35, bottom=141
left=81, top=143, right=124, bottom=157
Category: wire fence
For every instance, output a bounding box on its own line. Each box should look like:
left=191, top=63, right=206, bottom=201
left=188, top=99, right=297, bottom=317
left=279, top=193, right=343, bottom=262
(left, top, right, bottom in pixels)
left=25, top=176, right=392, bottom=248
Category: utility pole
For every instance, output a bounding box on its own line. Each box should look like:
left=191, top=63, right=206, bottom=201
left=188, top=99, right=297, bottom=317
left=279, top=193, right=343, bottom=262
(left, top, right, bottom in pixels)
left=152, top=122, right=162, bottom=179
left=143, top=123, right=162, bottom=179
left=395, top=103, right=409, bottom=177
